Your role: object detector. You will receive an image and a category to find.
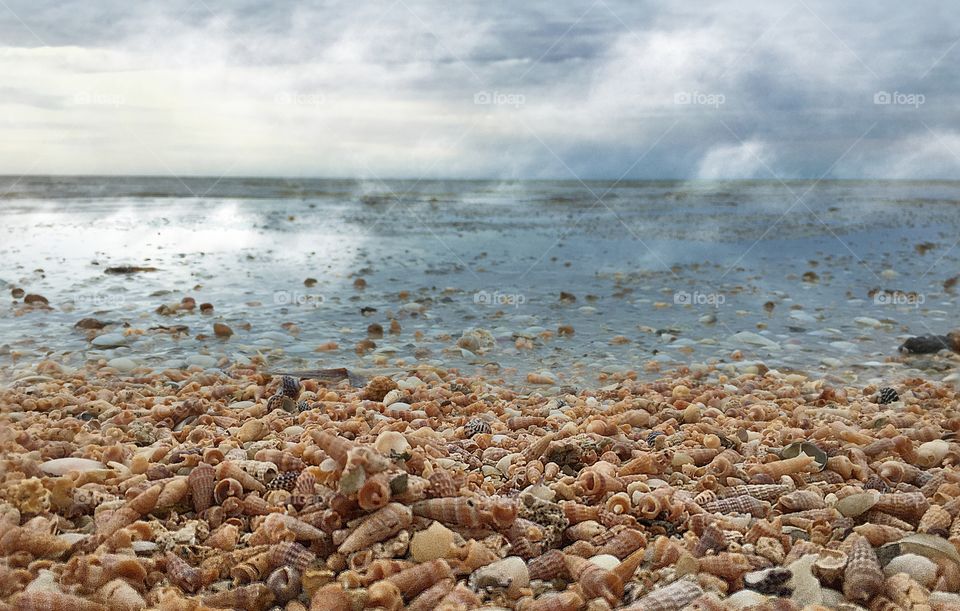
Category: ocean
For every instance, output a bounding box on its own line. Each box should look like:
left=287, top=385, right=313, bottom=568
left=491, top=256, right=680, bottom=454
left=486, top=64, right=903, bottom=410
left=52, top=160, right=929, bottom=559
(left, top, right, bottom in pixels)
left=1, top=177, right=958, bottom=386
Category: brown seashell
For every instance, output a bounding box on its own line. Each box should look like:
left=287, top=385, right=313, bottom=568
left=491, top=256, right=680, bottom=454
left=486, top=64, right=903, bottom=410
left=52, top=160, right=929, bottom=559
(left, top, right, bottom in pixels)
left=266, top=566, right=301, bottom=603
left=873, top=492, right=929, bottom=522
left=205, top=523, right=239, bottom=551
left=95, top=578, right=145, bottom=611
left=519, top=591, right=584, bottom=611
left=598, top=528, right=647, bottom=559
left=216, top=461, right=267, bottom=493
left=188, top=462, right=215, bottom=513
left=747, top=454, right=816, bottom=479
left=564, top=553, right=623, bottom=605
left=156, top=477, right=189, bottom=510
left=367, top=581, right=403, bottom=611
left=255, top=449, right=307, bottom=472
left=357, top=472, right=392, bottom=511
left=812, top=548, right=848, bottom=587
left=339, top=502, right=412, bottom=554
left=234, top=459, right=280, bottom=484
left=777, top=489, right=825, bottom=512
left=562, top=501, right=600, bottom=523
left=528, top=549, right=568, bottom=581
left=262, top=513, right=326, bottom=542
left=703, top=495, right=769, bottom=517
left=231, top=550, right=275, bottom=584
left=696, top=552, right=754, bottom=580
left=127, top=483, right=161, bottom=515
left=436, top=583, right=482, bottom=609
left=385, top=558, right=454, bottom=600
left=309, top=430, right=355, bottom=467
left=412, top=497, right=488, bottom=529
left=165, top=551, right=202, bottom=593
left=884, top=572, right=932, bottom=608
left=213, top=478, right=244, bottom=504
left=694, top=523, right=727, bottom=557
left=202, top=583, right=274, bottom=611
left=0, top=526, right=71, bottom=558
left=309, top=583, right=352, bottom=611
left=578, top=469, right=625, bottom=498
left=618, top=452, right=662, bottom=476
left=363, top=559, right=415, bottom=585
left=843, top=533, right=884, bottom=603
left=854, top=522, right=910, bottom=546
left=622, top=579, right=704, bottom=611
left=407, top=578, right=455, bottom=611
left=271, top=541, right=316, bottom=572
left=427, top=470, right=459, bottom=498
left=918, top=504, right=952, bottom=537
left=520, top=432, right=555, bottom=463
left=11, top=591, right=108, bottom=611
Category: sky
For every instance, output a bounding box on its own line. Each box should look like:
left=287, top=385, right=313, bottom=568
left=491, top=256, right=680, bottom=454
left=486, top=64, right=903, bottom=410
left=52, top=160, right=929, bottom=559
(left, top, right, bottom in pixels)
left=1, top=0, right=959, bottom=180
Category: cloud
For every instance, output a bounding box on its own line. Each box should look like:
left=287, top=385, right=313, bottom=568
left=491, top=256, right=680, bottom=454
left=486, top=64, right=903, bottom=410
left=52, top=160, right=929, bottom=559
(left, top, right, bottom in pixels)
left=0, top=1, right=958, bottom=178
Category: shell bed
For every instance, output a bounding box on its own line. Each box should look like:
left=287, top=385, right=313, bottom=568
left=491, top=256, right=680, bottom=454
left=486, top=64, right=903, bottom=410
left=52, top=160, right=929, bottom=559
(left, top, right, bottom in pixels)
left=1, top=360, right=960, bottom=610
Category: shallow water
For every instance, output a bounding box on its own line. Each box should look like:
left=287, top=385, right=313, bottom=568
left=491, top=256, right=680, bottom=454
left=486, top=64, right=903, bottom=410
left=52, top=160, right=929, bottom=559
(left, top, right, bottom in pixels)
left=1, top=177, right=958, bottom=386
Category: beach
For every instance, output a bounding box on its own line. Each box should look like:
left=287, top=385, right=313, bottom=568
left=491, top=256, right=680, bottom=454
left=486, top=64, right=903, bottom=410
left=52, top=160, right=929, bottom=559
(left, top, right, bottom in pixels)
left=2, top=178, right=960, bottom=609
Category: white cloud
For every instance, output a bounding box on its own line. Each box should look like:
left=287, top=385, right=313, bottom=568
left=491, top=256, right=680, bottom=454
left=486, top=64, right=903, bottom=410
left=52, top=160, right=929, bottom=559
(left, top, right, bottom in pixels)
left=696, top=140, right=773, bottom=180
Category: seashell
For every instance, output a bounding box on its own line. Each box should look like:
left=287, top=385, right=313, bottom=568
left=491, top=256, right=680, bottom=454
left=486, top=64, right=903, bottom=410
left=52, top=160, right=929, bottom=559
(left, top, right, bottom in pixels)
left=255, top=449, right=307, bottom=471
left=436, top=583, right=482, bottom=609
left=363, top=559, right=415, bottom=585
left=217, top=461, right=267, bottom=492
left=156, top=476, right=189, bottom=510
left=410, top=521, right=455, bottom=562
left=717, top=483, right=794, bottom=502
left=884, top=553, right=938, bottom=588
left=231, top=550, right=274, bottom=584
left=916, top=439, right=950, bottom=468
left=578, top=469, right=625, bottom=498
left=843, top=533, right=884, bottom=603
left=12, top=591, right=108, bottom=611
left=127, top=484, right=161, bottom=515
left=836, top=490, right=880, bottom=517
left=884, top=572, right=932, bottom=608
left=873, top=492, right=929, bottom=522
left=309, top=430, right=355, bottom=467
left=384, top=558, right=454, bottom=600
left=407, top=579, right=455, bottom=611
left=564, top=553, right=622, bottom=604
left=375, top=431, right=411, bottom=457
left=270, top=541, right=316, bottom=572
left=703, top=495, right=769, bottom=517
left=696, top=552, right=754, bottom=580
left=188, top=462, right=215, bottom=513
left=237, top=418, right=270, bottom=442
left=205, top=523, right=239, bottom=551
left=598, top=528, right=647, bottom=559
left=234, top=460, right=280, bottom=484
left=309, top=583, right=352, bottom=611
left=748, top=454, right=817, bottom=478
left=165, top=551, right=201, bottom=593
left=854, top=522, right=910, bottom=546
left=693, top=523, right=727, bottom=557
left=266, top=566, right=301, bottom=602
left=412, top=497, right=487, bottom=529
left=812, top=548, right=848, bottom=586
left=878, top=460, right=921, bottom=484
left=339, top=502, right=412, bottom=554
left=519, top=591, right=584, bottom=611
left=623, top=578, right=704, bottom=611
left=470, top=556, right=529, bottom=597
left=263, top=513, right=326, bottom=542
left=780, top=441, right=828, bottom=471
left=427, top=470, right=459, bottom=498
left=40, top=458, right=107, bottom=476
left=95, top=578, right=144, bottom=611
left=777, top=489, right=824, bottom=512
left=201, top=583, right=274, bottom=611
left=0, top=526, right=71, bottom=558
left=562, top=501, right=601, bottom=523
left=918, top=504, right=953, bottom=537
left=213, top=477, right=244, bottom=504
left=367, top=581, right=403, bottom=611
left=267, top=470, right=300, bottom=492
left=528, top=549, right=568, bottom=581
left=357, top=471, right=392, bottom=510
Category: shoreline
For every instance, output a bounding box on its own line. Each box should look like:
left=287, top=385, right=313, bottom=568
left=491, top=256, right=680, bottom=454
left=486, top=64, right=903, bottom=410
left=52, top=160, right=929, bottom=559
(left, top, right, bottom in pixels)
left=1, top=360, right=959, bottom=609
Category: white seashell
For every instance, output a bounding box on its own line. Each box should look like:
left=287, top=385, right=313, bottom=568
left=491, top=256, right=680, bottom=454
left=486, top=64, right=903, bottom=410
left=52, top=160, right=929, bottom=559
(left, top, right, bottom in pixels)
left=40, top=458, right=107, bottom=476
left=589, top=554, right=620, bottom=571
left=374, top=431, right=410, bottom=457
left=24, top=569, right=60, bottom=593
left=917, top=440, right=949, bottom=467
left=835, top=490, right=880, bottom=518
left=471, top=556, right=529, bottom=596
left=884, top=553, right=938, bottom=588
left=382, top=389, right=404, bottom=407
left=409, top=521, right=454, bottom=563
left=725, top=590, right=768, bottom=609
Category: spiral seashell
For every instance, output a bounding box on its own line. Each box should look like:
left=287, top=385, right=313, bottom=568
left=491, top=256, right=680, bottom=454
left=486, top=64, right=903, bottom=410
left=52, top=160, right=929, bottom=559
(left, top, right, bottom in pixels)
left=407, top=578, right=455, bottom=611
left=703, top=494, right=769, bottom=517
left=383, top=558, right=453, bottom=600
left=201, top=583, right=274, bottom=611
left=156, top=476, right=189, bottom=510
left=519, top=591, right=584, bottom=611
left=521, top=432, right=555, bottom=463
left=95, top=578, right=145, bottom=611
left=918, top=504, right=952, bottom=536
left=127, top=483, right=161, bottom=515
left=915, top=439, right=950, bottom=468
left=618, top=452, right=662, bottom=476
left=597, top=527, right=647, bottom=559
left=776, top=489, right=825, bottom=512
left=205, top=522, right=239, bottom=551
left=216, top=461, right=267, bottom=493
left=213, top=477, right=244, bottom=504
left=437, top=583, right=482, bottom=608
left=428, top=470, right=459, bottom=498
left=854, top=522, right=909, bottom=546
left=234, top=460, right=280, bottom=484
left=864, top=509, right=915, bottom=530
left=747, top=454, right=816, bottom=479
left=649, top=535, right=684, bottom=569
left=358, top=472, right=392, bottom=510
left=812, top=548, right=848, bottom=587
left=255, top=449, right=307, bottom=471
left=266, top=566, right=301, bottom=603
left=231, top=550, right=274, bottom=584
left=528, top=549, right=568, bottom=581
left=339, top=502, right=412, bottom=554
left=843, top=533, right=884, bottom=603
left=578, top=469, right=625, bottom=498
left=263, top=513, right=326, bottom=542
left=697, top=552, right=754, bottom=580
left=188, top=462, right=215, bottom=513
left=693, top=522, right=727, bottom=557
left=367, top=581, right=403, bottom=611
left=562, top=501, right=600, bottom=523
left=270, top=541, right=316, bottom=572
left=12, top=591, right=108, bottom=611
left=309, top=430, right=355, bottom=467
left=0, top=526, right=71, bottom=558
left=363, top=559, right=415, bottom=585
left=878, top=460, right=921, bottom=484
left=622, top=578, right=704, bottom=611
left=605, top=492, right=632, bottom=515
left=873, top=492, right=929, bottom=522
left=165, top=551, right=201, bottom=593
left=412, top=497, right=487, bottom=529
left=266, top=470, right=300, bottom=492
left=309, top=583, right=352, bottom=611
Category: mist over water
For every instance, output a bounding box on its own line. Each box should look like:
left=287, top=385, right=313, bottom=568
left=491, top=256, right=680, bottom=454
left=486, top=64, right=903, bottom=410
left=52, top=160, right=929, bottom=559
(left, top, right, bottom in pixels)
left=1, top=177, right=958, bottom=386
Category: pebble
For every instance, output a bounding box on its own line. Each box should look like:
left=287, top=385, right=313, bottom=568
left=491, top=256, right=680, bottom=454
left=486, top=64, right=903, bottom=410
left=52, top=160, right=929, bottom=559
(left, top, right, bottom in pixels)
left=854, top=316, right=882, bottom=327
left=213, top=323, right=233, bottom=338
left=107, top=357, right=137, bottom=372
left=526, top=371, right=557, bottom=385
left=185, top=354, right=217, bottom=368
left=883, top=553, right=937, bottom=587
left=91, top=333, right=130, bottom=348
left=730, top=331, right=780, bottom=349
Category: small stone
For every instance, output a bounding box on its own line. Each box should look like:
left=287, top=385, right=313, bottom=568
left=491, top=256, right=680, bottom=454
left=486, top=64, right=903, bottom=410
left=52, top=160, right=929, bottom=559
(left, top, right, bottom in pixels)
left=304, top=278, right=317, bottom=287
left=91, top=333, right=130, bottom=348
left=353, top=278, right=367, bottom=289
left=185, top=354, right=217, bottom=368
left=75, top=318, right=108, bottom=330
left=200, top=303, right=214, bottom=314
left=367, top=323, right=383, bottom=339
left=884, top=553, right=937, bottom=588
left=213, top=323, right=233, bottom=338
left=107, top=357, right=137, bottom=372
left=526, top=371, right=557, bottom=385
left=362, top=376, right=397, bottom=401
left=24, top=294, right=49, bottom=305
left=11, top=288, right=24, bottom=298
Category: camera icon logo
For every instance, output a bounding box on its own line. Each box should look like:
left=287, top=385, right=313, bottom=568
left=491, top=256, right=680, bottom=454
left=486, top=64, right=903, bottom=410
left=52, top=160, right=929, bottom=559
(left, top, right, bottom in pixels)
left=874, top=91, right=891, bottom=105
